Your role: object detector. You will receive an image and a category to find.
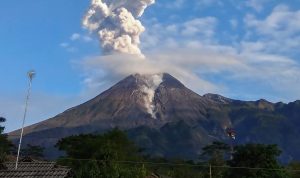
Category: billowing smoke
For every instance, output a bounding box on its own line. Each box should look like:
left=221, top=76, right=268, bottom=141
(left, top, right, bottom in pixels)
left=83, top=0, right=155, bottom=57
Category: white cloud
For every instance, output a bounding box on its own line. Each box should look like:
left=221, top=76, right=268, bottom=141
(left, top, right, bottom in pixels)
left=161, top=0, right=223, bottom=9
left=59, top=42, right=77, bottom=52
left=80, top=53, right=221, bottom=94
left=182, top=17, right=218, bottom=37
left=75, top=5, right=300, bottom=102
left=70, top=33, right=81, bottom=41
left=164, top=0, right=184, bottom=9
left=66, top=47, right=77, bottom=52
left=79, top=36, right=300, bottom=101
left=245, top=5, right=300, bottom=37
left=83, top=36, right=93, bottom=42
left=245, top=0, right=270, bottom=12
left=59, top=42, right=69, bottom=48
left=244, top=5, right=300, bottom=55
left=77, top=12, right=300, bottom=102
left=165, top=24, right=178, bottom=33
left=229, top=19, right=238, bottom=29
left=60, top=33, right=94, bottom=52
left=141, top=17, right=218, bottom=50
left=196, top=0, right=223, bottom=8
left=70, top=33, right=93, bottom=42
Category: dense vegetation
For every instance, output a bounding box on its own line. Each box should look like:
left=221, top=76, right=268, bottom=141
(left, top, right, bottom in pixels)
left=55, top=129, right=295, bottom=178
left=56, top=129, right=148, bottom=178
left=1, top=124, right=297, bottom=177
left=227, top=144, right=290, bottom=178
left=1, top=118, right=297, bottom=177
left=21, top=144, right=45, bottom=160
left=0, top=117, right=13, bottom=169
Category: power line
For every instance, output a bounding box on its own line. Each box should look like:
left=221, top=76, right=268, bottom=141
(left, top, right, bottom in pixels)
left=56, top=157, right=300, bottom=172
left=6, top=134, right=300, bottom=172
left=7, top=134, right=64, bottom=138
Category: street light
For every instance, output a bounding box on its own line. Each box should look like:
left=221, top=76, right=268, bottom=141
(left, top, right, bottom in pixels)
left=15, top=70, right=35, bottom=169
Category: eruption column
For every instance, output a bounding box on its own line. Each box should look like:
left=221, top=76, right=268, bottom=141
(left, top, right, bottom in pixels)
left=83, top=0, right=155, bottom=57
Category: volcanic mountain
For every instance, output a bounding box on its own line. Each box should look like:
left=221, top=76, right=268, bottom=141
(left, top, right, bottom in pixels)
left=9, top=73, right=300, bottom=162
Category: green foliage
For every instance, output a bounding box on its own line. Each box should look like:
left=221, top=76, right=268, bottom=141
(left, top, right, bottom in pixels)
left=201, top=141, right=230, bottom=158
left=56, top=129, right=148, bottom=178
left=21, top=144, right=45, bottom=160
left=55, top=128, right=293, bottom=178
left=147, top=159, right=206, bottom=178
left=0, top=117, right=13, bottom=167
left=201, top=141, right=230, bottom=178
left=226, top=144, right=290, bottom=178
left=287, top=161, right=300, bottom=178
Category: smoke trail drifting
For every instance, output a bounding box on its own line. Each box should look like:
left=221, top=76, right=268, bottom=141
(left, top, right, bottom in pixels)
left=83, top=0, right=155, bottom=57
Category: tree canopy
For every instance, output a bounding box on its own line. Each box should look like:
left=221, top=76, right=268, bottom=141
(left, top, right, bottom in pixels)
left=226, top=144, right=290, bottom=178
left=21, top=144, right=45, bottom=160
left=56, top=129, right=148, bottom=178
left=287, top=161, right=300, bottom=178
left=55, top=129, right=293, bottom=178
left=0, top=117, right=13, bottom=169
left=201, top=141, right=230, bottom=178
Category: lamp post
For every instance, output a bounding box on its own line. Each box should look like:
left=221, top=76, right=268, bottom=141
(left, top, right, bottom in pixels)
left=15, top=70, right=35, bottom=169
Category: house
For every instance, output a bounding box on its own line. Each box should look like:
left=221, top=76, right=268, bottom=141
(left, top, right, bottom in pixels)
left=0, top=159, right=72, bottom=178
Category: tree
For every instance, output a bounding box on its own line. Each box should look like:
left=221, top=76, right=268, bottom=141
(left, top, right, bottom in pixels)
left=21, top=144, right=45, bottom=160
left=226, top=144, right=290, bottom=178
left=56, top=129, right=148, bottom=178
left=287, top=161, right=300, bottom=178
left=201, top=141, right=230, bottom=178
left=0, top=117, right=13, bottom=169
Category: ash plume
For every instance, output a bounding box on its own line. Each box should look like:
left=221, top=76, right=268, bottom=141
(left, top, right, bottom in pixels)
left=83, top=0, right=155, bottom=57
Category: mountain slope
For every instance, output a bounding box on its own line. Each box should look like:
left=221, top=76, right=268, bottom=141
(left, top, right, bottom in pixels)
left=9, top=73, right=300, bottom=162
left=12, top=73, right=227, bottom=135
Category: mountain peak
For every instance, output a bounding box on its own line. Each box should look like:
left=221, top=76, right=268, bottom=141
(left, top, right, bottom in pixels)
left=109, top=73, right=186, bottom=119
left=161, top=73, right=185, bottom=88
left=132, top=73, right=164, bottom=88
left=122, top=73, right=185, bottom=89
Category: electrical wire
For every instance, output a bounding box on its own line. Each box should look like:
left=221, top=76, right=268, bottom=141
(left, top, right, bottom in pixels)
left=5, top=136, right=300, bottom=172
left=56, top=157, right=300, bottom=172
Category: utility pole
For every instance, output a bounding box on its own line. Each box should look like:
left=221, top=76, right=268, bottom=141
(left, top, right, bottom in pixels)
left=15, top=70, right=35, bottom=169
left=230, top=139, right=234, bottom=160
left=209, top=164, right=212, bottom=178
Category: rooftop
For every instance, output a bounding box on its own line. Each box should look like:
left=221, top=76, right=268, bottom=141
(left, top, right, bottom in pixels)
left=0, top=161, right=72, bottom=178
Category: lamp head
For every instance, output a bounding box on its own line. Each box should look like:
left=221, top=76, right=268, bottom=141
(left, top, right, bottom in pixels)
left=27, top=70, right=36, bottom=80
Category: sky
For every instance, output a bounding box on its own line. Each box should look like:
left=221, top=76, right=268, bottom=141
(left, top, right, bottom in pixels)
left=1, top=0, right=300, bottom=132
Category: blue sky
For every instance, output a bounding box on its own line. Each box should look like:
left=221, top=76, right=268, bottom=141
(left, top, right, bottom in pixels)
left=1, top=0, right=300, bottom=132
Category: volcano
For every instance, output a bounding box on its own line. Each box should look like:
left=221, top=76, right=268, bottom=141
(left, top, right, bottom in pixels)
left=9, top=73, right=300, bottom=162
